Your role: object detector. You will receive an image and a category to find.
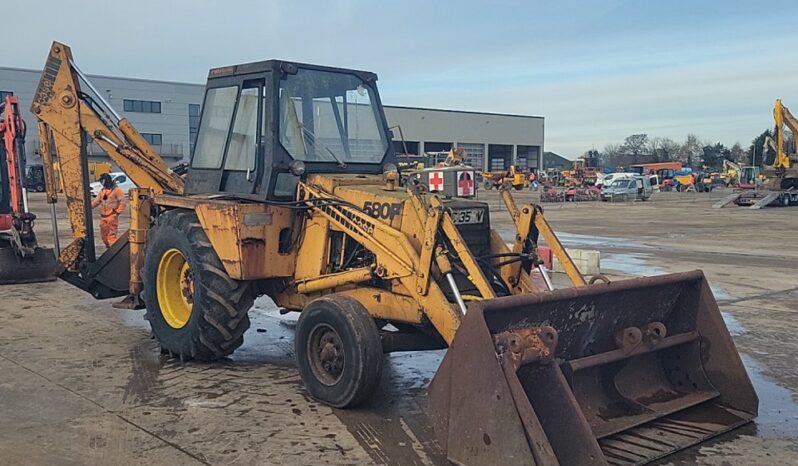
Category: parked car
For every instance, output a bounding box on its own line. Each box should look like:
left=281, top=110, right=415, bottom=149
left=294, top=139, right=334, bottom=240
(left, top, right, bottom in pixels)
left=601, top=175, right=653, bottom=201
left=25, top=165, right=47, bottom=192
left=89, top=172, right=137, bottom=197
left=596, top=172, right=633, bottom=188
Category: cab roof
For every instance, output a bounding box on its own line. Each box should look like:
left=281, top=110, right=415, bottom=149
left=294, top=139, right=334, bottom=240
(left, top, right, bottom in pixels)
left=207, top=59, right=377, bottom=83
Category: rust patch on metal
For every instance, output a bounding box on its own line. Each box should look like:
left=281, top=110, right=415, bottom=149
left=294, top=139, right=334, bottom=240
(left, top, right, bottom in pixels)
left=493, top=326, right=558, bottom=369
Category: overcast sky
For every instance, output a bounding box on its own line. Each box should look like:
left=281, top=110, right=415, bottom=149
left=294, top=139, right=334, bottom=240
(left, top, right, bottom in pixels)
left=5, top=1, right=797, bottom=158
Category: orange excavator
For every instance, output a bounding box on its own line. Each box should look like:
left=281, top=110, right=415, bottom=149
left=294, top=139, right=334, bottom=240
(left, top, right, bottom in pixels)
left=0, top=95, right=57, bottom=283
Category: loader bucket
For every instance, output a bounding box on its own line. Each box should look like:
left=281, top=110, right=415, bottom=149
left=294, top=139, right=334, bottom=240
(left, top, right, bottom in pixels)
left=0, top=246, right=57, bottom=284
left=428, top=270, right=757, bottom=466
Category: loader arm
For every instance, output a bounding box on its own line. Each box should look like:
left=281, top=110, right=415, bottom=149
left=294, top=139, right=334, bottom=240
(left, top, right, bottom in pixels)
left=297, top=181, right=488, bottom=344
left=30, top=41, right=183, bottom=301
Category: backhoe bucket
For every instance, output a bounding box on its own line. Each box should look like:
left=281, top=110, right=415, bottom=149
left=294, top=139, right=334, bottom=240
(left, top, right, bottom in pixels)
left=0, top=246, right=57, bottom=284
left=428, top=270, right=757, bottom=466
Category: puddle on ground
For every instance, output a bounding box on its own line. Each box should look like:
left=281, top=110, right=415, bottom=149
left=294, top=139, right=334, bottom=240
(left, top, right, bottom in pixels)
left=229, top=299, right=297, bottom=366
left=721, top=312, right=746, bottom=336
left=554, top=231, right=653, bottom=249
left=741, top=354, right=798, bottom=438
left=498, top=230, right=652, bottom=249
left=711, top=286, right=733, bottom=301
left=601, top=252, right=667, bottom=276
left=119, top=309, right=150, bottom=330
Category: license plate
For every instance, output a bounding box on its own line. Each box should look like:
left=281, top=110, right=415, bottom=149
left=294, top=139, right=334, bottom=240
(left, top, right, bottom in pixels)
left=450, top=208, right=485, bottom=225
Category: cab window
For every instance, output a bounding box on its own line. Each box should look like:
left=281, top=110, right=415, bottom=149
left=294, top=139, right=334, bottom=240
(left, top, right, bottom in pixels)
left=224, top=87, right=259, bottom=171
left=192, top=86, right=238, bottom=169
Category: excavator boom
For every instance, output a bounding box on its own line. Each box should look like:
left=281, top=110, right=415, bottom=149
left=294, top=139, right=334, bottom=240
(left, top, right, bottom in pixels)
left=774, top=99, right=798, bottom=170
left=0, top=95, right=57, bottom=283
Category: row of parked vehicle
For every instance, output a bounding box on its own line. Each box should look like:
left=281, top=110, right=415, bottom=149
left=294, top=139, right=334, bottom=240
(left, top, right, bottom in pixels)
left=598, top=173, right=653, bottom=201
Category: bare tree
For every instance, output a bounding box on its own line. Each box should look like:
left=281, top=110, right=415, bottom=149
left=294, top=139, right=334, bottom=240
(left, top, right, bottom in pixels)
left=729, top=143, right=745, bottom=164
left=602, top=143, right=622, bottom=164
left=622, top=134, right=649, bottom=156
left=648, top=137, right=679, bottom=161
left=677, top=134, right=703, bottom=166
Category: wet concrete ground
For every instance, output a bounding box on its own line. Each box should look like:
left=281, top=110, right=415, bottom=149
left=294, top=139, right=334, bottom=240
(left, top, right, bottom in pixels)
left=1, top=190, right=797, bottom=465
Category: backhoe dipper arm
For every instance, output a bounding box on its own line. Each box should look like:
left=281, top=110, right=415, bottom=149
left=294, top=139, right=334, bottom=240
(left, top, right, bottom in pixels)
left=30, top=41, right=184, bottom=269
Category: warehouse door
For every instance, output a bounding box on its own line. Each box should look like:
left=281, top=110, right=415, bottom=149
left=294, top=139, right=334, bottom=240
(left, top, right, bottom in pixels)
left=457, top=143, right=484, bottom=170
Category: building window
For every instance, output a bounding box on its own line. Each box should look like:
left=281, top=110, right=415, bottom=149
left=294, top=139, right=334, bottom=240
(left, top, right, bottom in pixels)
left=141, top=133, right=162, bottom=145
left=393, top=140, right=419, bottom=155
left=188, top=104, right=201, bottom=155
left=123, top=99, right=161, bottom=113
left=0, top=90, right=13, bottom=101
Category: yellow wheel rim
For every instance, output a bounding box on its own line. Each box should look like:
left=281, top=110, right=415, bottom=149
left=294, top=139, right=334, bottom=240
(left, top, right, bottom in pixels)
left=157, top=248, right=194, bottom=329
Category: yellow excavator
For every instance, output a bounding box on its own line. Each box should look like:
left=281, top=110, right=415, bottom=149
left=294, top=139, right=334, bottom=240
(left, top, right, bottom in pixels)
left=730, top=100, right=798, bottom=208
left=33, top=42, right=756, bottom=465
left=767, top=99, right=798, bottom=191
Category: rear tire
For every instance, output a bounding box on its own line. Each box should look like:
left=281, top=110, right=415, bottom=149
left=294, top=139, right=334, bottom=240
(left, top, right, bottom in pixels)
left=295, top=295, right=383, bottom=408
left=142, top=209, right=252, bottom=361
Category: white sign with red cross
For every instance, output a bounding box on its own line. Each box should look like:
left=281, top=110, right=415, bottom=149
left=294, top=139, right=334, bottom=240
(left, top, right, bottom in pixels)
left=457, top=171, right=475, bottom=197
left=428, top=171, right=444, bottom=191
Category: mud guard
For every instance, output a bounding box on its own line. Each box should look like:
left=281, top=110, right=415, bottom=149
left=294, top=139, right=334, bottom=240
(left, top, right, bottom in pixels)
left=428, top=270, right=757, bottom=466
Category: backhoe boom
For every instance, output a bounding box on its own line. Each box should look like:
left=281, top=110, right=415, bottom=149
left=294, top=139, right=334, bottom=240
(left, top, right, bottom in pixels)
left=31, top=42, right=184, bottom=299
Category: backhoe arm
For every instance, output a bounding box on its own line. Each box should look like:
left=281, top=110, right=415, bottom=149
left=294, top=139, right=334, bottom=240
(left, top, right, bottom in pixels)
left=30, top=41, right=184, bottom=269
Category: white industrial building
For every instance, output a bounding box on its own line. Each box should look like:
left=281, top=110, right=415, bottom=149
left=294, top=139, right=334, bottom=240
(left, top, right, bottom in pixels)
left=1, top=66, right=544, bottom=171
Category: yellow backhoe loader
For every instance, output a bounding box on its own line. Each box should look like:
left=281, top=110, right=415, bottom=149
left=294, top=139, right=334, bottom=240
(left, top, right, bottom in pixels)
left=33, top=42, right=757, bottom=465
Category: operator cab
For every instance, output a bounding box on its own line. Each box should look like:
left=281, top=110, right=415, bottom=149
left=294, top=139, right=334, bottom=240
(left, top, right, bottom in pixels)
left=185, top=60, right=396, bottom=199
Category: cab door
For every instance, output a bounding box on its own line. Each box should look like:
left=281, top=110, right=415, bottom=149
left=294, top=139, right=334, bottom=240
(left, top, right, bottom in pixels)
left=186, top=76, right=269, bottom=196
left=219, top=79, right=264, bottom=193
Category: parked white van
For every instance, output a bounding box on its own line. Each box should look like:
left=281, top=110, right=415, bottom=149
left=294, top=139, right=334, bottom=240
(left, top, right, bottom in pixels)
left=596, top=172, right=633, bottom=188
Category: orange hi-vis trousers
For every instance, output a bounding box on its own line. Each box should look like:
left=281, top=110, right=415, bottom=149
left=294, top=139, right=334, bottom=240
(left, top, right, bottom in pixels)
left=92, top=187, right=126, bottom=246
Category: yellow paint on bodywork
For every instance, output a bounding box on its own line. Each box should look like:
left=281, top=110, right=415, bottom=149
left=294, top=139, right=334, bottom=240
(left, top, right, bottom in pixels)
left=194, top=201, right=295, bottom=280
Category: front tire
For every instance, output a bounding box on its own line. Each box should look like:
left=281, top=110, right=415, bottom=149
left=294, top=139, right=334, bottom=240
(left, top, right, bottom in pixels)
left=295, top=295, right=383, bottom=408
left=143, top=209, right=253, bottom=360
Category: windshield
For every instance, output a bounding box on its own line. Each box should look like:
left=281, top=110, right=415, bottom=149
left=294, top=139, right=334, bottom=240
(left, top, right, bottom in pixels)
left=279, top=68, right=389, bottom=165
left=610, top=180, right=630, bottom=188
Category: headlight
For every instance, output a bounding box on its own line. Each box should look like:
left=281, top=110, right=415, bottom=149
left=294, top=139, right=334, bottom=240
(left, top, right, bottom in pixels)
left=289, top=160, right=306, bottom=176
left=383, top=163, right=398, bottom=174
